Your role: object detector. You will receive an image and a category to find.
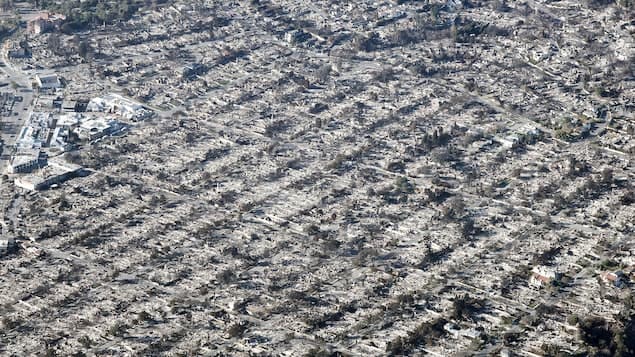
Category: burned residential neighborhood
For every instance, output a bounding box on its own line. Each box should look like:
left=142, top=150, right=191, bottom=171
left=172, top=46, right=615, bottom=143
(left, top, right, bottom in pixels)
left=0, top=0, right=634, bottom=356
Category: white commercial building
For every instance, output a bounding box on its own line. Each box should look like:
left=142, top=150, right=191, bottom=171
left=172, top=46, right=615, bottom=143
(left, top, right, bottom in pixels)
left=87, top=93, right=152, bottom=121
left=74, top=117, right=122, bottom=141
left=36, top=74, right=62, bottom=90
left=7, top=148, right=46, bottom=174
left=14, top=159, right=81, bottom=191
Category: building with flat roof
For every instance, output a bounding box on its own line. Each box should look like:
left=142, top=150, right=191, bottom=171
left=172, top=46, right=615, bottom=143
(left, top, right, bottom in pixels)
left=8, top=115, right=51, bottom=174
left=62, top=100, right=78, bottom=112
left=7, top=148, right=47, bottom=174
left=74, top=117, right=122, bottom=141
left=14, top=159, right=81, bottom=191
left=36, top=74, right=63, bottom=90
left=87, top=93, right=153, bottom=121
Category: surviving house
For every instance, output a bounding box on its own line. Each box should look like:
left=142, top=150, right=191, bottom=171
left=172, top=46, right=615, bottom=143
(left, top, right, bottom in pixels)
left=529, top=266, right=561, bottom=288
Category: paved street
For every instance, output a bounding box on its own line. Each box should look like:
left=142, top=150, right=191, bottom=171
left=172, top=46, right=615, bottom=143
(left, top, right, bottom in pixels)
left=0, top=47, right=36, bottom=173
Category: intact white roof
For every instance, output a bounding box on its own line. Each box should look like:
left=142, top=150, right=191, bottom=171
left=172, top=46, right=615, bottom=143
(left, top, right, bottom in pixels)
left=58, top=113, right=82, bottom=127
left=78, top=117, right=117, bottom=132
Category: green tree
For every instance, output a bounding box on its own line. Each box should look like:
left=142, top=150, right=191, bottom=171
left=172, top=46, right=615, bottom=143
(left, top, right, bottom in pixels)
left=78, top=39, right=92, bottom=61
left=95, top=2, right=108, bottom=23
